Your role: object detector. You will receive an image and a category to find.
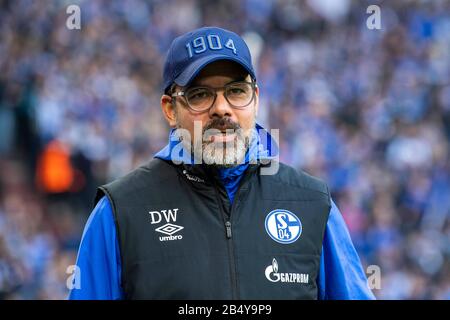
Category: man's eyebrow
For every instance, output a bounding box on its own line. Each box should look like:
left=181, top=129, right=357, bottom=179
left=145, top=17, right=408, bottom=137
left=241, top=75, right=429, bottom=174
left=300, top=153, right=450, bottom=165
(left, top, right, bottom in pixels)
left=190, top=76, right=249, bottom=87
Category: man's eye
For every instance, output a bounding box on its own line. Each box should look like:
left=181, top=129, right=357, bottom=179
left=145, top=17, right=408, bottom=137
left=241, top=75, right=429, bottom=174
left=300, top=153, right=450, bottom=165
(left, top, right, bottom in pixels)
left=229, top=88, right=245, bottom=94
left=228, top=85, right=249, bottom=95
left=188, top=89, right=210, bottom=100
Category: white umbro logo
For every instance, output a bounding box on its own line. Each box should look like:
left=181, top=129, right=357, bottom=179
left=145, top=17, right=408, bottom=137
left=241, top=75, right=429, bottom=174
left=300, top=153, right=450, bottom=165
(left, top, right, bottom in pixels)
left=149, top=208, right=184, bottom=242
left=155, top=223, right=184, bottom=236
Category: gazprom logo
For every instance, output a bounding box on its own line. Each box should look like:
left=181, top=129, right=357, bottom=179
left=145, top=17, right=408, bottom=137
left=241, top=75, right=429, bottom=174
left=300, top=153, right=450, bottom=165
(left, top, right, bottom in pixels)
left=265, top=209, right=302, bottom=244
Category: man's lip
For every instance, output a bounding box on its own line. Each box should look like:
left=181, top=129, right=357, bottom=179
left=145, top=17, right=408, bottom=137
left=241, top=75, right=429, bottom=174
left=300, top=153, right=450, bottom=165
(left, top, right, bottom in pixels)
left=209, top=132, right=236, bottom=143
left=209, top=126, right=236, bottom=132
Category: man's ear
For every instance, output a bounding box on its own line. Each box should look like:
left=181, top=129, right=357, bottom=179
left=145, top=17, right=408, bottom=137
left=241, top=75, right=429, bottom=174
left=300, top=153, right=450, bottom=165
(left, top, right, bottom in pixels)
left=161, top=95, right=177, bottom=127
left=254, top=84, right=259, bottom=116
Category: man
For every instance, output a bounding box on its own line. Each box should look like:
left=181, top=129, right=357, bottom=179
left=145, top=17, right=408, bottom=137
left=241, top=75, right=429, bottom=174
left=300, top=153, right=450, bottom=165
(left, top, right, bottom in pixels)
left=69, top=26, right=375, bottom=300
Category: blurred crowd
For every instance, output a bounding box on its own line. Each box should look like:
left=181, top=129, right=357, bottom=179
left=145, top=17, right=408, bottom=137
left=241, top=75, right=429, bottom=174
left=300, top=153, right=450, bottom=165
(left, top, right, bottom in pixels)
left=0, top=0, right=449, bottom=299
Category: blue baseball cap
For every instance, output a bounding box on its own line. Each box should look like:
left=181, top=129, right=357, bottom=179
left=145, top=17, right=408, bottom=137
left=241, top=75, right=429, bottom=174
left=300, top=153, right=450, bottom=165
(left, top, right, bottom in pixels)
left=163, top=26, right=256, bottom=93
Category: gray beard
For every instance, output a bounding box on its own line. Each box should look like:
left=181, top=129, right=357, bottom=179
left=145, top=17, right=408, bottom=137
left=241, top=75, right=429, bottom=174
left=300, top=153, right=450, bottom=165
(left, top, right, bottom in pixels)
left=200, top=133, right=250, bottom=168
left=175, top=112, right=256, bottom=168
left=177, top=130, right=251, bottom=168
left=175, top=127, right=253, bottom=168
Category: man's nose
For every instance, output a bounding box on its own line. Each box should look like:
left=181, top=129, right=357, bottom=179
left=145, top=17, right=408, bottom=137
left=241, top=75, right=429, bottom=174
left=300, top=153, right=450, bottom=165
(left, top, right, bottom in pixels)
left=208, top=91, right=233, bottom=118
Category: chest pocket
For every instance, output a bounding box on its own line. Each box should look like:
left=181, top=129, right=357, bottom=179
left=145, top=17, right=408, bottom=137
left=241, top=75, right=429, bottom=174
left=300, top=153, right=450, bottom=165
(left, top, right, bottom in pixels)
left=231, top=196, right=329, bottom=299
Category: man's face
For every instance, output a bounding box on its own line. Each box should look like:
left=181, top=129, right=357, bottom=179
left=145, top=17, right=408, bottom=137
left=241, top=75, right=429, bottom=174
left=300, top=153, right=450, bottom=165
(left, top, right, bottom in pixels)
left=161, top=60, right=259, bottom=167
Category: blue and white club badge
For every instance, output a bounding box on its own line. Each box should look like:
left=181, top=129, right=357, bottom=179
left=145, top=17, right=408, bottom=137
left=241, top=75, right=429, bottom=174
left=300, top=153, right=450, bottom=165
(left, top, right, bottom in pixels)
left=265, top=209, right=302, bottom=244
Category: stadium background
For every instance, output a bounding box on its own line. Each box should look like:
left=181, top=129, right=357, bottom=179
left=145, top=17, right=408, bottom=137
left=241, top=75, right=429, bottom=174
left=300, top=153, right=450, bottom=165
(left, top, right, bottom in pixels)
left=0, top=0, right=449, bottom=299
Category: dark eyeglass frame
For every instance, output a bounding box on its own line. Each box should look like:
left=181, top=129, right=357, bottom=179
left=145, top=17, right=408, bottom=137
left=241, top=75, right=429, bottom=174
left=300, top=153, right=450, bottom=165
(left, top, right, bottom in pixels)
left=170, top=80, right=258, bottom=112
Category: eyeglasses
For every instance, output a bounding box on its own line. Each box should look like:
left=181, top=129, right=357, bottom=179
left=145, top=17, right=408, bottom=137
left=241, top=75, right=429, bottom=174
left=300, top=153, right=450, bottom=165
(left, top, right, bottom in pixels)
left=171, top=81, right=257, bottom=112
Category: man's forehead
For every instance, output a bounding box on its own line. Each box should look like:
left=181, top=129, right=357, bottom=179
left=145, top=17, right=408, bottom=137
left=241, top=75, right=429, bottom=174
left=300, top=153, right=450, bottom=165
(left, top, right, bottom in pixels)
left=190, top=60, right=249, bottom=86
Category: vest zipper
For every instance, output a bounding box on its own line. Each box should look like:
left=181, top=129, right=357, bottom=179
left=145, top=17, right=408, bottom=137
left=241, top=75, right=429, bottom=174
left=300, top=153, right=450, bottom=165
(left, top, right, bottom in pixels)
left=209, top=165, right=258, bottom=300
left=225, top=221, right=232, bottom=239
left=210, top=182, right=238, bottom=300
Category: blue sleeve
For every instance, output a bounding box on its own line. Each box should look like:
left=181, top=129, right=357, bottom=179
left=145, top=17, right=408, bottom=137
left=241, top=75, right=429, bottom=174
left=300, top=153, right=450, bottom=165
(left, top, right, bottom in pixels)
left=317, top=199, right=375, bottom=300
left=68, top=196, right=124, bottom=300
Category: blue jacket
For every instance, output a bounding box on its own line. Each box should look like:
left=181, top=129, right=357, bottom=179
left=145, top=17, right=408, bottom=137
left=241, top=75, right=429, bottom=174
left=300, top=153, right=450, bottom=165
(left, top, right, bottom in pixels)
left=69, top=125, right=375, bottom=300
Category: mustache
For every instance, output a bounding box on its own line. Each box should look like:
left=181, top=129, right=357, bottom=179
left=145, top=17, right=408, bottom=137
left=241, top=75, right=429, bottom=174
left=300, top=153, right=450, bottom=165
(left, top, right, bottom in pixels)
left=203, top=118, right=241, bottom=133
